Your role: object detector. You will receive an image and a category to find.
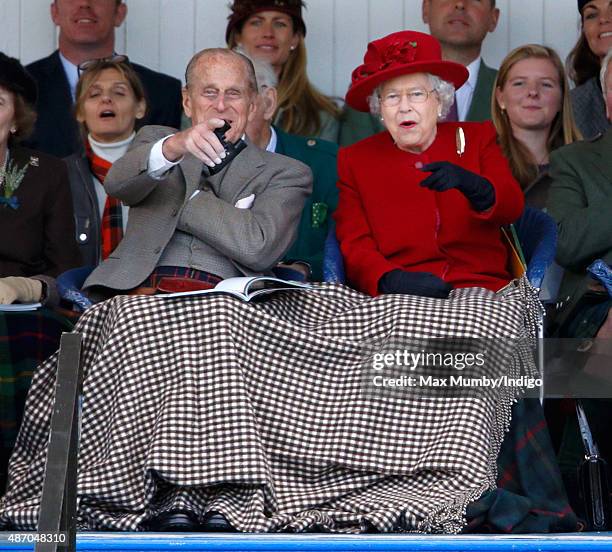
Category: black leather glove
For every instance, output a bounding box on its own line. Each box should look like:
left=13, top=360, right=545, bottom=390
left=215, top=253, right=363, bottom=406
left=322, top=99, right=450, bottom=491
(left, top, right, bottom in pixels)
left=378, top=269, right=452, bottom=298
left=420, top=161, right=495, bottom=212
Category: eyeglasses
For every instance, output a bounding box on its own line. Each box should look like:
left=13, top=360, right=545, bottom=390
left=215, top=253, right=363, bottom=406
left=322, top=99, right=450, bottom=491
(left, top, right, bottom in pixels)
left=77, top=55, right=129, bottom=76
left=379, top=88, right=436, bottom=108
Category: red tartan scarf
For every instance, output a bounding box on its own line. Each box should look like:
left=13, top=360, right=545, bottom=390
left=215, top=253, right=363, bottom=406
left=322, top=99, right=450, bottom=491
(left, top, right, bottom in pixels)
left=85, top=140, right=123, bottom=260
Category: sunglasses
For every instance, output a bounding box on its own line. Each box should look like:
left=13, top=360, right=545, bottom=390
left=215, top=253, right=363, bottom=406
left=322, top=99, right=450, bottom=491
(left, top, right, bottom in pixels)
left=77, top=54, right=130, bottom=76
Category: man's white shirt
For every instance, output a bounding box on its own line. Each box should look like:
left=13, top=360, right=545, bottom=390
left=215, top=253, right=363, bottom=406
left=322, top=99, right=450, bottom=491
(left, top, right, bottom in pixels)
left=456, top=57, right=481, bottom=122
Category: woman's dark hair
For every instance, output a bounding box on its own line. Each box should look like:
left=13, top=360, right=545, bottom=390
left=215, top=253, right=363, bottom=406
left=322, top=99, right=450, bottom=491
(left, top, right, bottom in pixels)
left=567, top=19, right=601, bottom=85
left=8, top=92, right=37, bottom=145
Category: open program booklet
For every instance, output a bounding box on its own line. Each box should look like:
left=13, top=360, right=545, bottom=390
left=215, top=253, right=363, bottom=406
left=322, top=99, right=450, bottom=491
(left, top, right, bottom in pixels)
left=158, top=276, right=312, bottom=302
left=0, top=302, right=42, bottom=312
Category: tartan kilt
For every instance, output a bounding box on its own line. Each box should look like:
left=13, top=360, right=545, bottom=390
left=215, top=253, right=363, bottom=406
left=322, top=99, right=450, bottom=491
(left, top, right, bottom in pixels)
left=1, top=279, right=547, bottom=532
left=0, top=309, right=74, bottom=493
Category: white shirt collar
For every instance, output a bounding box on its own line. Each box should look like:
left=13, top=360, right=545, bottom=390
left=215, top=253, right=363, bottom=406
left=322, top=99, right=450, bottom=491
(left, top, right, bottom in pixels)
left=455, top=57, right=482, bottom=121
left=58, top=52, right=80, bottom=101
left=464, top=57, right=481, bottom=91
left=265, top=126, right=278, bottom=152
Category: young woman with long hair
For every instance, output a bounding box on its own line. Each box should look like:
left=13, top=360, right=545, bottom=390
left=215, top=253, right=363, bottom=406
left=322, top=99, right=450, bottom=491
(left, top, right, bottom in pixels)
left=492, top=44, right=581, bottom=206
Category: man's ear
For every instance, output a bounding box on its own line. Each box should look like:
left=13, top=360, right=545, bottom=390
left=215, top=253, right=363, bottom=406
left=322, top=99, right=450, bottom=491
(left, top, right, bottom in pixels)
left=422, top=0, right=430, bottom=25
left=488, top=7, right=500, bottom=33
left=246, top=96, right=257, bottom=123
left=182, top=87, right=192, bottom=119
left=114, top=2, right=128, bottom=28
left=262, top=87, right=277, bottom=122
left=50, top=1, right=60, bottom=26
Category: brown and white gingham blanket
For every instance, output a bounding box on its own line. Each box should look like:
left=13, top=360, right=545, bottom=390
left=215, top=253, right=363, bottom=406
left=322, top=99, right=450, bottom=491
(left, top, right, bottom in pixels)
left=0, top=279, right=540, bottom=533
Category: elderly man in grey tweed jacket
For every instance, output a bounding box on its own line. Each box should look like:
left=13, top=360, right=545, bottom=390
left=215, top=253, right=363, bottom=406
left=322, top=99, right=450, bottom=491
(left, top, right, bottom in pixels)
left=83, top=48, right=312, bottom=297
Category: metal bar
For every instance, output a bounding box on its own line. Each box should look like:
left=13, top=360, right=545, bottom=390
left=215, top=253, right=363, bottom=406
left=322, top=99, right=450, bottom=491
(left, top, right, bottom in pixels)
left=35, top=332, right=82, bottom=552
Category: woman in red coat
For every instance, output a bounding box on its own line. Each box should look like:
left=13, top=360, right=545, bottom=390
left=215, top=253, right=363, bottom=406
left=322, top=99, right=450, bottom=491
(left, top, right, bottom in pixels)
left=334, top=30, right=524, bottom=298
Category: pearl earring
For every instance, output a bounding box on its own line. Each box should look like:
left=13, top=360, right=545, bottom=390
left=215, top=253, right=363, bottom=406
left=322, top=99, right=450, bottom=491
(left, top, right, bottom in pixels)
left=290, top=46, right=296, bottom=51
left=10, top=127, right=16, bottom=134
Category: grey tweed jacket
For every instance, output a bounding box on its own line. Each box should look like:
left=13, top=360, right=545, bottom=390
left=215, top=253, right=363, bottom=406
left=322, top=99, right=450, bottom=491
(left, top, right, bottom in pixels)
left=570, top=77, right=610, bottom=140
left=83, top=125, right=312, bottom=293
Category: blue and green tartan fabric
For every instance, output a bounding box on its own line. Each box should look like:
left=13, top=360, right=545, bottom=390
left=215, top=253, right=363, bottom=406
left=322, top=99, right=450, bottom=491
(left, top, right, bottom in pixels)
left=0, top=309, right=73, bottom=492
left=466, top=398, right=579, bottom=533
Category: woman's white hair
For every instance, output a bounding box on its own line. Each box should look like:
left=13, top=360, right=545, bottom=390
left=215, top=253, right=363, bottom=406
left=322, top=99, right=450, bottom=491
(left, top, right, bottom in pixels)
left=367, top=73, right=455, bottom=120
left=233, top=45, right=278, bottom=91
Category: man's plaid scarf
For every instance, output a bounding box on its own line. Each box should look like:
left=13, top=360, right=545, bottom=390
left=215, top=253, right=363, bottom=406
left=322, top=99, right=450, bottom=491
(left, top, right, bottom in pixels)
left=86, top=141, right=123, bottom=260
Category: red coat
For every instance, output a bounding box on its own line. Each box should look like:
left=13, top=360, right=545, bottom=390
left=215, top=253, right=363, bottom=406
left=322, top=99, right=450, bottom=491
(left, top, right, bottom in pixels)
left=334, top=121, right=524, bottom=296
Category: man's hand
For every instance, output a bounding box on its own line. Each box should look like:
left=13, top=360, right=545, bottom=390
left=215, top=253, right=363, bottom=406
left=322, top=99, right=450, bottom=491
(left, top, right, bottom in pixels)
left=162, top=118, right=228, bottom=168
left=0, top=277, right=43, bottom=304
left=418, top=161, right=496, bottom=212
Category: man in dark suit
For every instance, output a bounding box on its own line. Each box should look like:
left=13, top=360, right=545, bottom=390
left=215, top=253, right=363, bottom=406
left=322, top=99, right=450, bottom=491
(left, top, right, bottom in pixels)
left=24, top=0, right=182, bottom=158
left=422, top=0, right=500, bottom=121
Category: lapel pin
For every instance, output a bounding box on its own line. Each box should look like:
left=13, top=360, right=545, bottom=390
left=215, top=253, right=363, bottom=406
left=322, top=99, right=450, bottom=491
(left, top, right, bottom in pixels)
left=29, top=156, right=39, bottom=167
left=456, top=127, right=465, bottom=157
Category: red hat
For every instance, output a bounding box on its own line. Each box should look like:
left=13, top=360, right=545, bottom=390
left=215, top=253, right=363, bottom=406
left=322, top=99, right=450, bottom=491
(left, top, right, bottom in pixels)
left=346, top=30, right=468, bottom=112
left=225, top=0, right=306, bottom=44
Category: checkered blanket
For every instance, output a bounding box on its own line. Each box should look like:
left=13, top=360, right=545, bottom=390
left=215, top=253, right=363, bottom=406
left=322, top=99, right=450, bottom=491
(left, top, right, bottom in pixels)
left=0, top=279, right=540, bottom=533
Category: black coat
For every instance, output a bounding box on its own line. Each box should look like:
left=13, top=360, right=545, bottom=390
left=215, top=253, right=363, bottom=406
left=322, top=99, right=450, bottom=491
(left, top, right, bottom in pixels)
left=0, top=146, right=81, bottom=277
left=24, top=51, right=183, bottom=158
left=64, top=153, right=103, bottom=268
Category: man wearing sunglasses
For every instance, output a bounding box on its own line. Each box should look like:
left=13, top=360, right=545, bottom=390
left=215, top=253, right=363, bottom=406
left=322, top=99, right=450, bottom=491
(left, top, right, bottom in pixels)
left=24, top=0, right=182, bottom=158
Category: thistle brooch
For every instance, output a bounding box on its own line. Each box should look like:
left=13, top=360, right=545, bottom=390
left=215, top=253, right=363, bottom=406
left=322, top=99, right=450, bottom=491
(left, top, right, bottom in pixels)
left=0, top=158, right=30, bottom=210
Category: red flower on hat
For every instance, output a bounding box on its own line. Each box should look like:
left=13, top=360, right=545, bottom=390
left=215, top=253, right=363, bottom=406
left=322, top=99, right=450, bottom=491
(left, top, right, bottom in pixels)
left=353, top=40, right=418, bottom=82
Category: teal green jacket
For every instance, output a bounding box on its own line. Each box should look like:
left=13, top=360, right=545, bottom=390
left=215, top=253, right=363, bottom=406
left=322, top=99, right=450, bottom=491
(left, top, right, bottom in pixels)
left=467, top=60, right=497, bottom=122
left=338, top=60, right=497, bottom=146
left=274, top=126, right=338, bottom=281
left=547, top=128, right=612, bottom=318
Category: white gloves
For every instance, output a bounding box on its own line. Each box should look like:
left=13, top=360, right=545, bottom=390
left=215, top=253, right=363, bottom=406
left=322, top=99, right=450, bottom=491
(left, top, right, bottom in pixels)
left=0, top=277, right=43, bottom=304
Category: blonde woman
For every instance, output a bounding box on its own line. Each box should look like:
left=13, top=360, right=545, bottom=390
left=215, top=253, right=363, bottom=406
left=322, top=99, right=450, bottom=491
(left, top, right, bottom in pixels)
left=226, top=0, right=341, bottom=142
left=492, top=44, right=581, bottom=208
left=65, top=56, right=146, bottom=266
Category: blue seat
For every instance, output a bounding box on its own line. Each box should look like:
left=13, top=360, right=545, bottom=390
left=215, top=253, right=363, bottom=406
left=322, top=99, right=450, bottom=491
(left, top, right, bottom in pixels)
left=514, top=207, right=558, bottom=290
left=323, top=220, right=345, bottom=284
left=56, top=265, right=95, bottom=311
left=323, top=206, right=558, bottom=290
